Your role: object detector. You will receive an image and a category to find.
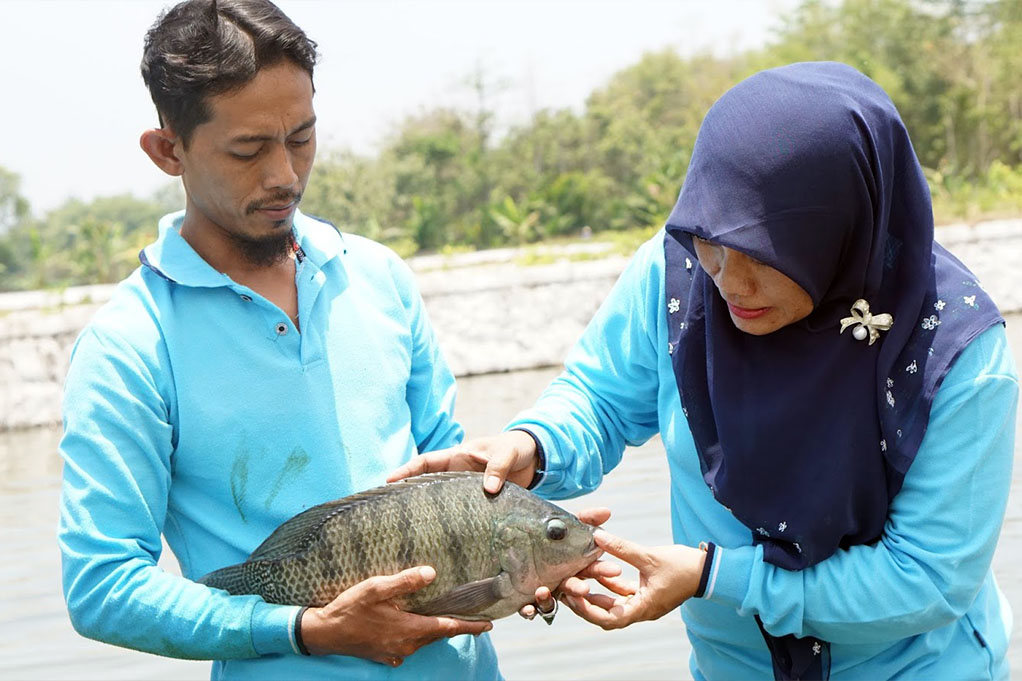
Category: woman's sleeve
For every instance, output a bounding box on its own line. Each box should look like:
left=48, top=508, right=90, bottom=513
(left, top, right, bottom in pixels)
left=506, top=237, right=665, bottom=499
left=58, top=326, right=300, bottom=659
left=704, top=323, right=1018, bottom=643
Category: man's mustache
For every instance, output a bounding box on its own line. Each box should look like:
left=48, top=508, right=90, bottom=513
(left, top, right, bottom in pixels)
left=246, top=192, right=302, bottom=214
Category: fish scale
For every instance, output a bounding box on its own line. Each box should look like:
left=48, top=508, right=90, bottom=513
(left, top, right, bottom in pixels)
left=198, top=472, right=600, bottom=621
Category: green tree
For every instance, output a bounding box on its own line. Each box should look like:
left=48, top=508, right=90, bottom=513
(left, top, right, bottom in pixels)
left=24, top=225, right=54, bottom=290
left=5, top=0, right=1021, bottom=286
left=0, top=166, right=32, bottom=287
left=582, top=51, right=749, bottom=230
left=386, top=109, right=479, bottom=249
left=488, top=194, right=542, bottom=244
left=302, top=150, right=396, bottom=241
left=72, top=218, right=130, bottom=284
left=493, top=109, right=592, bottom=205
left=0, top=166, right=30, bottom=235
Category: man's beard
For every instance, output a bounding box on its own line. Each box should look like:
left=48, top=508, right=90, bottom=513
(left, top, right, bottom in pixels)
left=229, top=227, right=295, bottom=267
left=232, top=192, right=301, bottom=266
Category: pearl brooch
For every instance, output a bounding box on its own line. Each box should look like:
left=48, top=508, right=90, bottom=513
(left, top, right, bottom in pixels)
left=839, top=299, right=893, bottom=345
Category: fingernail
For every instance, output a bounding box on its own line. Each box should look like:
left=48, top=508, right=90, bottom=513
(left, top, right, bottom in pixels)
left=484, top=475, right=501, bottom=493
left=419, top=566, right=436, bottom=581
left=593, top=529, right=609, bottom=541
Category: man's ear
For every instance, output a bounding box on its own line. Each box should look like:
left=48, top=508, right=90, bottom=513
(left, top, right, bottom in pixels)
left=140, top=128, right=184, bottom=177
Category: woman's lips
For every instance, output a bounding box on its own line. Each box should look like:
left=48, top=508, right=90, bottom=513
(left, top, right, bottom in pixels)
left=727, top=302, right=769, bottom=319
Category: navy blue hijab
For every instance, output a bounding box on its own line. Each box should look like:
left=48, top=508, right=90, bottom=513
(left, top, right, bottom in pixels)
left=663, top=62, right=1002, bottom=678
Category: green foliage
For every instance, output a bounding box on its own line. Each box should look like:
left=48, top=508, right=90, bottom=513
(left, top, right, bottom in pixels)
left=0, top=167, right=30, bottom=235
left=0, top=182, right=178, bottom=291
left=539, top=171, right=613, bottom=235
left=489, top=195, right=542, bottom=244
left=928, top=161, right=1022, bottom=222
left=584, top=51, right=741, bottom=199
left=3, top=0, right=1022, bottom=290
left=300, top=150, right=395, bottom=241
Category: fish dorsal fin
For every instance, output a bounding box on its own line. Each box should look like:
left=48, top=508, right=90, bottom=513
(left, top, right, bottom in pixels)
left=393, top=471, right=486, bottom=485
left=248, top=499, right=350, bottom=561
left=247, top=472, right=487, bottom=561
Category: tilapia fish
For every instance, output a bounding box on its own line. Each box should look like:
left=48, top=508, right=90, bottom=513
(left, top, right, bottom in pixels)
left=198, top=471, right=600, bottom=621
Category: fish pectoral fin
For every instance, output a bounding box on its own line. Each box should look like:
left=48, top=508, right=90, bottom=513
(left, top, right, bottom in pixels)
left=412, top=572, right=514, bottom=617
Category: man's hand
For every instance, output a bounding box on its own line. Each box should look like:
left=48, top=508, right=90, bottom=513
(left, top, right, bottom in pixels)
left=300, top=565, right=492, bottom=667
left=387, top=430, right=539, bottom=494
left=557, top=530, right=706, bottom=630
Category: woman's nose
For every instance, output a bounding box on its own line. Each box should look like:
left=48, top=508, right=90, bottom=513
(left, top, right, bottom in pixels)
left=715, top=248, right=757, bottom=298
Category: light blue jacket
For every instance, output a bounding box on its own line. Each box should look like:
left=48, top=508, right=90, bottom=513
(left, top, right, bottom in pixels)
left=58, top=211, right=500, bottom=680
left=510, top=232, right=1018, bottom=680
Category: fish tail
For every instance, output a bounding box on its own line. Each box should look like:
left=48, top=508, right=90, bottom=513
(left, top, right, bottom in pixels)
left=197, top=563, right=250, bottom=595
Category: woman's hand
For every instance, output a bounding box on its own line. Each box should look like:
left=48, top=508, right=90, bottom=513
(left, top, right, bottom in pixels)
left=387, top=430, right=540, bottom=493
left=559, top=530, right=706, bottom=630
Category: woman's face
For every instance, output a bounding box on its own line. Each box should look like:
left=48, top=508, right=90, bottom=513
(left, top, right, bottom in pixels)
left=692, top=236, right=814, bottom=335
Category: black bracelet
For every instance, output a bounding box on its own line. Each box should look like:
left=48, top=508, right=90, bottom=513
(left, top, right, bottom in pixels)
left=509, top=428, right=546, bottom=489
left=294, top=606, right=311, bottom=656
left=693, top=542, right=717, bottom=598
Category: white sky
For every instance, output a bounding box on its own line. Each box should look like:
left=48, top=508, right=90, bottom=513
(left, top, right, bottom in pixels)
left=0, top=0, right=798, bottom=213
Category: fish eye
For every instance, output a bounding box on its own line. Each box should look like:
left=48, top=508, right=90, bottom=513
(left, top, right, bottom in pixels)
left=545, top=518, right=567, bottom=541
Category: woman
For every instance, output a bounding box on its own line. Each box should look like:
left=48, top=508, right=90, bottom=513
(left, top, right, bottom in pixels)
left=390, top=62, right=1018, bottom=680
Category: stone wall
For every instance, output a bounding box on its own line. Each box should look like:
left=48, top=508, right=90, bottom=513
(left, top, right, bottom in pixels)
left=2, top=221, right=1020, bottom=431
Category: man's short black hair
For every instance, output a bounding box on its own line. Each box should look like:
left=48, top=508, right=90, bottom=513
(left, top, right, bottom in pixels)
left=141, top=0, right=318, bottom=147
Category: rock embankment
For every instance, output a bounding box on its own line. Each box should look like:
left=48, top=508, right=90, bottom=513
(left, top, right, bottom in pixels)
left=2, top=221, right=1020, bottom=431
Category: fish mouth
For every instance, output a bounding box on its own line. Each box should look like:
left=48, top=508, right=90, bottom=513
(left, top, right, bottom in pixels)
left=582, top=535, right=603, bottom=561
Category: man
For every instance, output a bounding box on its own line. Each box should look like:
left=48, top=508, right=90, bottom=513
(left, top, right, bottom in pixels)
left=57, top=1, right=497, bottom=678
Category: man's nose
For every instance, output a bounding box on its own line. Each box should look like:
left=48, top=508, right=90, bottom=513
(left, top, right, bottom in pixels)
left=263, top=143, right=300, bottom=190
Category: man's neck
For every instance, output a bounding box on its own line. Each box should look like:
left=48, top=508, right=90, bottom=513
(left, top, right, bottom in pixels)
left=178, top=208, right=300, bottom=323
left=179, top=210, right=294, bottom=281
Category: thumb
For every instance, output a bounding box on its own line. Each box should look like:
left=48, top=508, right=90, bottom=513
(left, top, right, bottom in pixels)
left=482, top=451, right=519, bottom=494
left=483, top=430, right=539, bottom=493
left=362, top=565, right=437, bottom=602
left=593, top=529, right=649, bottom=568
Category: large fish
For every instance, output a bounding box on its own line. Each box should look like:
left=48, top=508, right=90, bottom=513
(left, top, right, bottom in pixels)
left=198, top=471, right=600, bottom=621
